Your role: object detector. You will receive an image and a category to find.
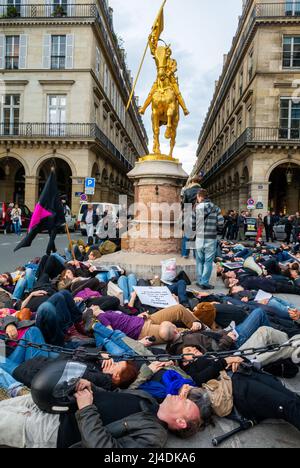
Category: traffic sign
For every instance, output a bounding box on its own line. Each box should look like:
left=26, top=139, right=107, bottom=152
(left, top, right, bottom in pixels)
left=85, top=178, right=95, bottom=189
left=80, top=194, right=88, bottom=202
left=85, top=178, right=95, bottom=196
left=247, top=198, right=255, bottom=206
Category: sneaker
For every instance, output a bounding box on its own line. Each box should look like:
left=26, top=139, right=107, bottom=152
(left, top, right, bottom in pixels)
left=0, top=388, right=10, bottom=401
left=201, top=284, right=215, bottom=290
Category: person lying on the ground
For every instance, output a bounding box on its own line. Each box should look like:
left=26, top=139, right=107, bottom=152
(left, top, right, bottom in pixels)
left=224, top=270, right=300, bottom=295
left=165, top=308, right=275, bottom=355
left=84, top=304, right=202, bottom=345
left=0, top=377, right=202, bottom=448
left=3, top=353, right=138, bottom=394
left=180, top=353, right=300, bottom=435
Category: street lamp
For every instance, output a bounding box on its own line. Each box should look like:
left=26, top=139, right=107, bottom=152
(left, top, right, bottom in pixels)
left=286, top=162, right=293, bottom=185
left=4, top=148, right=10, bottom=177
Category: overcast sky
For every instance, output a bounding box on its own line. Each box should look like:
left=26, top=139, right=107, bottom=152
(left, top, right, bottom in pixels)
left=109, top=0, right=242, bottom=173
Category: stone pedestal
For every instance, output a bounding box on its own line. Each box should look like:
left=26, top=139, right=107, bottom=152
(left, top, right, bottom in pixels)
left=123, top=158, right=188, bottom=255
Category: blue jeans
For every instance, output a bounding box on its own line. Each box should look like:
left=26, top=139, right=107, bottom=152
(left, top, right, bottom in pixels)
left=13, top=220, right=21, bottom=236
left=118, top=274, right=137, bottom=303
left=235, top=308, right=271, bottom=348
left=36, top=290, right=82, bottom=346
left=96, top=269, right=119, bottom=283
left=0, top=327, right=58, bottom=376
left=181, top=236, right=189, bottom=257
left=268, top=297, right=294, bottom=320
left=168, top=280, right=189, bottom=306
left=51, top=252, right=66, bottom=266
left=195, top=240, right=217, bottom=286
left=0, top=368, right=23, bottom=395
left=93, top=323, right=135, bottom=359
left=12, top=268, right=36, bottom=300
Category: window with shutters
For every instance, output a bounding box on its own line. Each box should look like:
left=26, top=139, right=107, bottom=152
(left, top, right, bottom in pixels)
left=280, top=97, right=300, bottom=139
left=5, top=36, right=19, bottom=70
left=0, top=94, right=20, bottom=136
left=51, top=35, right=66, bottom=69
left=48, top=95, right=66, bottom=136
left=283, top=36, right=300, bottom=68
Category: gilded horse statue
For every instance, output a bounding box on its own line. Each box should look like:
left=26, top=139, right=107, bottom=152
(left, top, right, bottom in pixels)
left=139, top=43, right=189, bottom=158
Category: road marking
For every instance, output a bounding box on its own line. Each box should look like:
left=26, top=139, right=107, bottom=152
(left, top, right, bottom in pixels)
left=0, top=243, right=11, bottom=246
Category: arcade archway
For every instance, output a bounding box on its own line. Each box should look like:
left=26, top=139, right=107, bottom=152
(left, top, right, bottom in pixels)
left=269, top=163, right=300, bottom=214
left=37, top=158, right=72, bottom=207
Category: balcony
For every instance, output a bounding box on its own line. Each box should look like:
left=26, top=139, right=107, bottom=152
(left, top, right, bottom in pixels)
left=201, top=127, right=300, bottom=183
left=0, top=3, right=147, bottom=141
left=0, top=122, right=134, bottom=171
left=199, top=3, right=300, bottom=147
left=255, top=2, right=300, bottom=18
left=0, top=3, right=96, bottom=19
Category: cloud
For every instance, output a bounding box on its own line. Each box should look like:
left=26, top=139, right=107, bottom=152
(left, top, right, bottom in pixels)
left=109, top=0, right=242, bottom=173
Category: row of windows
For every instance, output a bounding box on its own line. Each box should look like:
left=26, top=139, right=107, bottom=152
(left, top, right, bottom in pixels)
left=0, top=93, right=136, bottom=162
left=206, top=34, right=300, bottom=157
left=202, top=98, right=300, bottom=173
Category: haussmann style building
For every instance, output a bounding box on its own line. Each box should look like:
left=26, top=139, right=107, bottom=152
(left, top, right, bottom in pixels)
left=191, top=0, right=300, bottom=215
left=0, top=0, right=148, bottom=213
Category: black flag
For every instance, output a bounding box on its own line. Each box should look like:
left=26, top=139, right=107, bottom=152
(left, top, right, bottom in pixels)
left=14, top=170, right=65, bottom=252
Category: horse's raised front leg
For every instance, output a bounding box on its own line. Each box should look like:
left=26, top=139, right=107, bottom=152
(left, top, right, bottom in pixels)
left=152, top=112, right=160, bottom=154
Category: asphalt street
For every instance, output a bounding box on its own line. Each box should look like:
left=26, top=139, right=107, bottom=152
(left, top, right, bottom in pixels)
left=0, top=233, right=300, bottom=447
left=0, top=231, right=83, bottom=271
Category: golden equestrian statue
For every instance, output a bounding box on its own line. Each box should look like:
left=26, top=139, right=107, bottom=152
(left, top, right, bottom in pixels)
left=126, top=0, right=189, bottom=160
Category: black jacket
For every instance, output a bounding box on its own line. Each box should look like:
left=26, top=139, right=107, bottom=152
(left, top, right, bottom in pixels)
left=59, top=388, right=168, bottom=449
left=183, top=184, right=201, bottom=206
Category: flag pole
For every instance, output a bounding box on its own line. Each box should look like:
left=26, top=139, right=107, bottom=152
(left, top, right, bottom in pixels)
left=126, top=0, right=167, bottom=112
left=65, top=222, right=76, bottom=261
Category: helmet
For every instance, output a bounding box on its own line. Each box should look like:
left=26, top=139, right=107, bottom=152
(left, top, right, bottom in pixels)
left=31, top=360, right=87, bottom=414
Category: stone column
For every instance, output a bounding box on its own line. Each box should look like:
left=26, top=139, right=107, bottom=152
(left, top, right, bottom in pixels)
left=286, top=181, right=299, bottom=213
left=248, top=181, right=270, bottom=216
left=232, top=188, right=239, bottom=211
left=124, top=159, right=188, bottom=255
left=239, top=183, right=249, bottom=212
left=71, top=176, right=85, bottom=215
left=24, top=176, right=39, bottom=211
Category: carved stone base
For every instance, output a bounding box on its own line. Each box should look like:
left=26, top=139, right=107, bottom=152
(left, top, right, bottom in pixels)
left=123, top=157, right=188, bottom=255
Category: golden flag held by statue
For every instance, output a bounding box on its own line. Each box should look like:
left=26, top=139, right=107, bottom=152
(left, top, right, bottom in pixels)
left=149, top=6, right=164, bottom=55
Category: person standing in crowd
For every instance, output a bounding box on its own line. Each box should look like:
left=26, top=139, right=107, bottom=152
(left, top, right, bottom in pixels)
left=82, top=204, right=99, bottom=246
left=256, top=213, right=264, bottom=242
left=237, top=211, right=246, bottom=241
left=4, top=203, right=14, bottom=235
left=285, top=215, right=294, bottom=244
left=181, top=176, right=202, bottom=259
left=293, top=211, right=300, bottom=243
left=193, top=189, right=224, bottom=290
left=11, top=204, right=22, bottom=236
left=264, top=211, right=275, bottom=243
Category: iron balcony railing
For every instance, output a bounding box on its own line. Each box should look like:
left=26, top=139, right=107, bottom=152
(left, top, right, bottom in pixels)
left=0, top=3, right=96, bottom=18
left=201, top=127, right=300, bottom=183
left=0, top=122, right=133, bottom=170
left=255, top=2, right=300, bottom=18
left=199, top=3, right=300, bottom=147
left=0, top=3, right=147, bottom=139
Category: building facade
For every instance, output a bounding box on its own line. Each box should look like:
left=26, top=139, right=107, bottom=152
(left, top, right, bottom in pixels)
left=192, top=0, right=300, bottom=215
left=0, top=0, right=148, bottom=213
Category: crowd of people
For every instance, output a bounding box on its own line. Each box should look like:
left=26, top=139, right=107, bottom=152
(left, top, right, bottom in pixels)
left=1, top=184, right=300, bottom=448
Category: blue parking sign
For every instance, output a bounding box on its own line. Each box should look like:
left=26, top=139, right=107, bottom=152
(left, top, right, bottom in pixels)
left=85, top=178, right=96, bottom=189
